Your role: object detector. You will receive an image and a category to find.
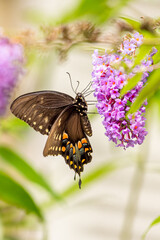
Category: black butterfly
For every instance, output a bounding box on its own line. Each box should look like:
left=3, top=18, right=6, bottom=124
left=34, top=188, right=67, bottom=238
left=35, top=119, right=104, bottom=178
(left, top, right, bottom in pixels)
left=10, top=84, right=93, bottom=188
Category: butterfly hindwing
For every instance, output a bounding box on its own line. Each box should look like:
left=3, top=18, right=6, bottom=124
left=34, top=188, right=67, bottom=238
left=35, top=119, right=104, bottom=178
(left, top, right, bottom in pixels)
left=43, top=106, right=92, bottom=174
left=64, top=111, right=92, bottom=173
left=10, top=91, right=74, bottom=135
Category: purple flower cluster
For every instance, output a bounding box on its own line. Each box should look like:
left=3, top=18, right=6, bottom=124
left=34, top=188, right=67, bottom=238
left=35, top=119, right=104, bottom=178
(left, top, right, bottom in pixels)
left=92, top=32, right=157, bottom=149
left=0, top=37, right=24, bottom=116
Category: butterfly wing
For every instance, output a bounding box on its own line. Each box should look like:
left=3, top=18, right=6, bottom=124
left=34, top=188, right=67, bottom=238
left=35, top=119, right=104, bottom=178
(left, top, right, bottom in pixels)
left=43, top=106, right=92, bottom=175
left=43, top=106, right=74, bottom=156
left=10, top=91, right=74, bottom=135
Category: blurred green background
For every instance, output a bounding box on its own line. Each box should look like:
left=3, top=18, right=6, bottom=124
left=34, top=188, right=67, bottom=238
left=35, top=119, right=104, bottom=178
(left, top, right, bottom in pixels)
left=0, top=0, right=160, bottom=240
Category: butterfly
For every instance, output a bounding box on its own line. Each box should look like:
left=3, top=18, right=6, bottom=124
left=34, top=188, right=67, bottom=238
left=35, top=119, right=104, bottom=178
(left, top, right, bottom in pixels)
left=10, top=80, right=94, bottom=188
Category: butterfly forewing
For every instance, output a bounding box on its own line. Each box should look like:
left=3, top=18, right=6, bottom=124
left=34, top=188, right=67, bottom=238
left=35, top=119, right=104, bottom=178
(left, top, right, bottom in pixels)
left=10, top=91, right=74, bottom=135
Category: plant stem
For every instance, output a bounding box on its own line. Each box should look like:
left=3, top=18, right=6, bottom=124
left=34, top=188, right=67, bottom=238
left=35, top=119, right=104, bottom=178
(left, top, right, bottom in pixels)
left=120, top=153, right=147, bottom=240
left=120, top=106, right=151, bottom=240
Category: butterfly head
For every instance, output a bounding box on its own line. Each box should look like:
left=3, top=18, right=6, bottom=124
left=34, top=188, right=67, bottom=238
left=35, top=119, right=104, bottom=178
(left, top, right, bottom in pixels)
left=75, top=93, right=88, bottom=112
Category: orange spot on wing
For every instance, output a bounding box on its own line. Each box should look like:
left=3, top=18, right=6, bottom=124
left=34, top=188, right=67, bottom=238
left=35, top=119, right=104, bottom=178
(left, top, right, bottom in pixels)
left=81, top=138, right=87, bottom=144
left=62, top=146, right=66, bottom=152
left=70, top=143, right=73, bottom=148
left=63, top=132, right=68, bottom=139
left=78, top=141, right=82, bottom=149
left=73, top=146, right=75, bottom=154
left=85, top=148, right=89, bottom=152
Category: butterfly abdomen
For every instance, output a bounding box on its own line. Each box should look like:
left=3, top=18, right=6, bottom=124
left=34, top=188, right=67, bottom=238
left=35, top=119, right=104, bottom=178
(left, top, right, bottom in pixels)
left=81, top=114, right=92, bottom=137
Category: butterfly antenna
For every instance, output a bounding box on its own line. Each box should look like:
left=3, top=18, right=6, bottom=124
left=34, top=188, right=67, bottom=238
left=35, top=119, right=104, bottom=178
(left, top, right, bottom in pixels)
left=66, top=72, right=76, bottom=94
left=75, top=81, right=80, bottom=93
left=84, top=90, right=95, bottom=97
left=81, top=81, right=92, bottom=94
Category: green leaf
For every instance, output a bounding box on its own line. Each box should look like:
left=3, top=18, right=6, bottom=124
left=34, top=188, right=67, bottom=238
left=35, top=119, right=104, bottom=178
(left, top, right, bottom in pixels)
left=152, top=45, right=160, bottom=64
left=26, top=0, right=131, bottom=26
left=121, top=17, right=141, bottom=31
left=0, top=118, right=28, bottom=135
left=0, top=146, right=61, bottom=201
left=132, top=44, right=153, bottom=69
left=0, top=171, right=43, bottom=220
left=3, top=237, right=19, bottom=240
left=128, top=68, right=160, bottom=115
left=59, top=0, right=131, bottom=25
left=142, top=216, right=160, bottom=240
left=121, top=17, right=156, bottom=38
left=120, top=72, right=143, bottom=97
left=150, top=90, right=160, bottom=117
